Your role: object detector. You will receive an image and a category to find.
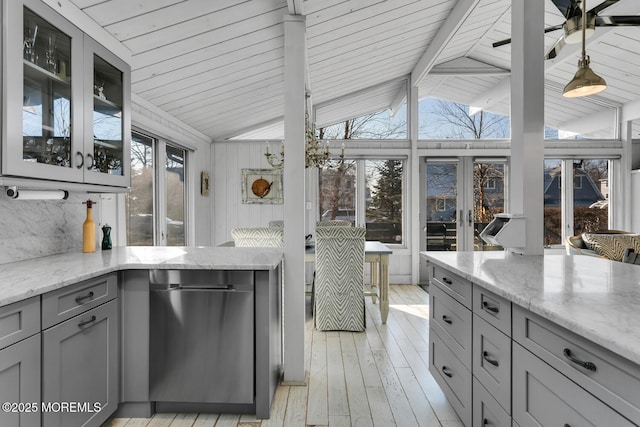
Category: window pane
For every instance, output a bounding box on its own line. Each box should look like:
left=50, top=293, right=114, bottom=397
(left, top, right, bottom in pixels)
left=426, top=163, right=457, bottom=250
left=544, top=159, right=562, bottom=246
left=419, top=97, right=510, bottom=140
left=573, top=160, right=608, bottom=234
left=365, top=160, right=403, bottom=244
left=126, top=132, right=154, bottom=246
left=474, top=162, right=505, bottom=251
left=319, top=160, right=356, bottom=223
left=319, top=106, right=407, bottom=140
left=166, top=145, right=186, bottom=246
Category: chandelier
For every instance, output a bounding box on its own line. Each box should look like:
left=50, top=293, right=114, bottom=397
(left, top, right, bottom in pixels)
left=264, top=114, right=345, bottom=169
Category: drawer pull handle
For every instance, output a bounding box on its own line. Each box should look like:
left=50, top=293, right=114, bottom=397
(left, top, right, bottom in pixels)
left=75, top=291, right=95, bottom=304
left=563, top=348, right=597, bottom=372
left=483, top=351, right=499, bottom=367
left=441, top=315, right=453, bottom=324
left=442, top=277, right=453, bottom=285
left=564, top=424, right=571, bottom=427
left=482, top=301, right=499, bottom=314
left=483, top=419, right=489, bottom=426
left=78, top=315, right=97, bottom=328
left=441, top=366, right=453, bottom=378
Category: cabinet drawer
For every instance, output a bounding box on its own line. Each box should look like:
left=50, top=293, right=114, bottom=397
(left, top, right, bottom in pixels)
left=42, top=273, right=117, bottom=329
left=473, top=284, right=511, bottom=335
left=431, top=265, right=472, bottom=309
left=513, top=305, right=640, bottom=425
left=430, top=282, right=472, bottom=369
left=472, top=314, right=511, bottom=413
left=0, top=297, right=40, bottom=350
left=473, top=378, right=511, bottom=427
left=513, top=343, right=634, bottom=427
left=430, top=329, right=472, bottom=427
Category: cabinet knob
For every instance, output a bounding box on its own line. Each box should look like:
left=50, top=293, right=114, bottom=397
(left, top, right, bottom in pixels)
left=77, top=315, right=97, bottom=328
left=482, top=300, right=499, bottom=314
left=483, top=351, right=499, bottom=367
left=86, top=153, right=94, bottom=170
left=442, top=315, right=453, bottom=325
left=563, top=348, right=597, bottom=372
left=75, top=291, right=94, bottom=304
left=442, top=277, right=453, bottom=285
left=441, top=366, right=453, bottom=378
left=76, top=151, right=84, bottom=169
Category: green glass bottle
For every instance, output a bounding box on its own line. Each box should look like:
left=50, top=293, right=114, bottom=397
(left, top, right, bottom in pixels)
left=101, top=224, right=112, bottom=250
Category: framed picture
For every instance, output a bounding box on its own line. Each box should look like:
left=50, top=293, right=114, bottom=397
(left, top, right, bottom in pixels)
left=241, top=168, right=283, bottom=204
left=201, top=171, right=210, bottom=196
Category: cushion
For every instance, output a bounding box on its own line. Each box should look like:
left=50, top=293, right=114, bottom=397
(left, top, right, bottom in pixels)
left=582, top=234, right=640, bottom=261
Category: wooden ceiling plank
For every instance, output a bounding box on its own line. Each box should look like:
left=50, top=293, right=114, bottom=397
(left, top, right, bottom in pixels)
left=83, top=0, right=183, bottom=27
left=130, top=7, right=286, bottom=69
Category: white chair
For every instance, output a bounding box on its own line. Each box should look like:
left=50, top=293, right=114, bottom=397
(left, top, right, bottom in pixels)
left=231, top=227, right=283, bottom=247
left=314, top=226, right=366, bottom=331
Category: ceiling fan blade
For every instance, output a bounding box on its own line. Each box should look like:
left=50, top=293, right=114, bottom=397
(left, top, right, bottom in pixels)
left=551, top=0, right=581, bottom=19
left=545, top=34, right=566, bottom=60
left=595, top=15, right=640, bottom=26
left=589, top=0, right=619, bottom=15
left=492, top=24, right=564, bottom=48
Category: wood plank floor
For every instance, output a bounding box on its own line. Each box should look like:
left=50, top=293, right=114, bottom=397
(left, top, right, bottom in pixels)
left=103, top=285, right=462, bottom=427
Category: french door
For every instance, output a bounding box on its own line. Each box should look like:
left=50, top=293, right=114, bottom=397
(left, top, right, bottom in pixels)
left=422, top=157, right=507, bottom=252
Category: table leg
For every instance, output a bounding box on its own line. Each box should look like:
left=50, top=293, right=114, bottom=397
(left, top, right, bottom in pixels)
left=369, top=261, right=378, bottom=304
left=380, top=254, right=389, bottom=324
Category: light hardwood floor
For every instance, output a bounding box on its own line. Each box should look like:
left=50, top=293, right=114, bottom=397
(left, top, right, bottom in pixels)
left=103, top=285, right=462, bottom=427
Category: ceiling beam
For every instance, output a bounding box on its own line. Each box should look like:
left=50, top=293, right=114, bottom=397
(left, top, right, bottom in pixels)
left=287, top=0, right=304, bottom=15
left=410, top=0, right=482, bottom=87
left=430, top=57, right=510, bottom=76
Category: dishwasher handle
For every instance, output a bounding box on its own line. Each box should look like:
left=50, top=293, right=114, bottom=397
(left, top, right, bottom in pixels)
left=150, top=282, right=253, bottom=292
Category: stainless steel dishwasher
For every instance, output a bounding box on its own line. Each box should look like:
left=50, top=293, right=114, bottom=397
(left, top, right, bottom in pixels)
left=149, top=269, right=254, bottom=404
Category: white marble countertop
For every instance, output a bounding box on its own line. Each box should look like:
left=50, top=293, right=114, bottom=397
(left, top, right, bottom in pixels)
left=0, top=246, right=283, bottom=307
left=422, top=251, right=640, bottom=365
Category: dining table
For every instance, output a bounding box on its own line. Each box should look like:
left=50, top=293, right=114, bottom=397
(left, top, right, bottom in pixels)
left=306, top=240, right=392, bottom=324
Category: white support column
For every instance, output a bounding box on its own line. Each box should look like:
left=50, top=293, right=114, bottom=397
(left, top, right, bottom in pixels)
left=409, top=85, right=420, bottom=284
left=614, top=121, right=633, bottom=231
left=561, top=160, right=574, bottom=242
left=283, top=14, right=306, bottom=384
left=510, top=0, right=545, bottom=255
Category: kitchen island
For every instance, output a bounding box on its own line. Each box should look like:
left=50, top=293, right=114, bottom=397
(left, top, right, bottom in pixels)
left=0, top=247, right=283, bottom=427
left=422, top=251, right=640, bottom=427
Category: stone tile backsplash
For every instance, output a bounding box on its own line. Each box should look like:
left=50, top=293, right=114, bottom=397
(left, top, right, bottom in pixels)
left=0, top=192, right=100, bottom=264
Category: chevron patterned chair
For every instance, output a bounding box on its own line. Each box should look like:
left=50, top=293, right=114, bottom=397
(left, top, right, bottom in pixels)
left=316, top=220, right=352, bottom=227
left=314, top=226, right=366, bottom=331
left=231, top=227, right=284, bottom=247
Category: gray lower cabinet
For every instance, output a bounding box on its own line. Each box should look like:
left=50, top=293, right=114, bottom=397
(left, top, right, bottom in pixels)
left=512, top=342, right=635, bottom=427
left=0, top=334, right=41, bottom=427
left=42, top=299, right=119, bottom=427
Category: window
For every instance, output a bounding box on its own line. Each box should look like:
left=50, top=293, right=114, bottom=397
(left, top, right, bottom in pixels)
left=484, top=178, right=496, bottom=190
left=126, top=130, right=188, bottom=246
left=418, top=97, right=510, bottom=140
left=319, top=106, right=407, bottom=140
left=436, top=199, right=446, bottom=211
left=543, top=158, right=609, bottom=246
left=318, top=159, right=405, bottom=245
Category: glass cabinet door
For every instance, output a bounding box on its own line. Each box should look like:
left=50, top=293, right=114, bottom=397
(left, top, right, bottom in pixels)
left=83, top=37, right=131, bottom=187
left=3, top=0, right=84, bottom=182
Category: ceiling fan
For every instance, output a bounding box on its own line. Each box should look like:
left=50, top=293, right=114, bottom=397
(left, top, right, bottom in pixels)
left=492, top=0, right=640, bottom=59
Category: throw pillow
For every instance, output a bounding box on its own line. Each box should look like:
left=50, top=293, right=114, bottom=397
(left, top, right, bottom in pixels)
left=582, top=234, right=640, bottom=261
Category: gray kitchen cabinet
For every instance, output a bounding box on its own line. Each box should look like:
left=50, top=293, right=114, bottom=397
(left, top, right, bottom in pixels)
left=2, top=0, right=130, bottom=188
left=0, top=297, right=41, bottom=427
left=42, top=299, right=119, bottom=427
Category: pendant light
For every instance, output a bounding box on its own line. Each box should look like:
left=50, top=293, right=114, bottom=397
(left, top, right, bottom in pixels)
left=563, top=0, right=606, bottom=98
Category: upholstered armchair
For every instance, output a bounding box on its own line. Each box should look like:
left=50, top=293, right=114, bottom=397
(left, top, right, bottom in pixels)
left=231, top=227, right=284, bottom=247
left=314, top=226, right=366, bottom=331
left=316, top=220, right=352, bottom=227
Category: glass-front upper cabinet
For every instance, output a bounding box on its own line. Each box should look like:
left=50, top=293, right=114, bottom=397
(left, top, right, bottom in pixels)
left=2, top=0, right=130, bottom=188
left=83, top=37, right=130, bottom=187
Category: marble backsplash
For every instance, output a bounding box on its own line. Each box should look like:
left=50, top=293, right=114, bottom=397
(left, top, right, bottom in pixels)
left=0, top=192, right=101, bottom=264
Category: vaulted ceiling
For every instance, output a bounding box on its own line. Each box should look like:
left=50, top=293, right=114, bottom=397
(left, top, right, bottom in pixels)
left=68, top=0, right=640, bottom=140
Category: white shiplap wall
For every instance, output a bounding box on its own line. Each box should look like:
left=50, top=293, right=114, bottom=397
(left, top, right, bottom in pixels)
left=212, top=141, right=285, bottom=245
